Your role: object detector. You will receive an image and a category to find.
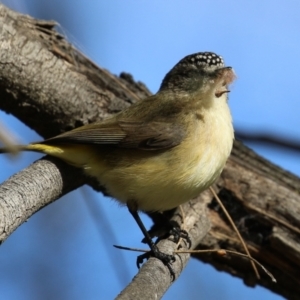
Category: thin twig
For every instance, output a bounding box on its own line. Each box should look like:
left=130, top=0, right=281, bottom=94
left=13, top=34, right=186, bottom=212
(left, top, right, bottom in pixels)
left=113, top=245, right=276, bottom=282
left=209, top=186, right=260, bottom=279
left=176, top=248, right=276, bottom=282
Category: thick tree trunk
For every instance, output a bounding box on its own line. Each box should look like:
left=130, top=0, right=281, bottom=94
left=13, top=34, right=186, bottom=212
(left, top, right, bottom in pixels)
left=0, top=4, right=299, bottom=299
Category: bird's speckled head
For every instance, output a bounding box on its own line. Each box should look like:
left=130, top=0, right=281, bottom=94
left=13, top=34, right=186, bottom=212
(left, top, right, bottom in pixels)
left=159, top=52, right=235, bottom=94
left=177, top=52, right=225, bottom=70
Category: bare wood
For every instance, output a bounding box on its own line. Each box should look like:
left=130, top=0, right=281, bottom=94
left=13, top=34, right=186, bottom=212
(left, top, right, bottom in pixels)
left=0, top=156, right=85, bottom=240
left=0, top=4, right=149, bottom=138
left=0, top=4, right=300, bottom=299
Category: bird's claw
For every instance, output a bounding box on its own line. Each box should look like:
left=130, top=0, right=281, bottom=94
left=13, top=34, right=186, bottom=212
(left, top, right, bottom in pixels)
left=136, top=246, right=176, bottom=281
left=169, top=227, right=192, bottom=248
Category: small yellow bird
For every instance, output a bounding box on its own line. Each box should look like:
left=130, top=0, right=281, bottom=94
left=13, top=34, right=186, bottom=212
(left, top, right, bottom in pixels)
left=0, top=52, right=235, bottom=274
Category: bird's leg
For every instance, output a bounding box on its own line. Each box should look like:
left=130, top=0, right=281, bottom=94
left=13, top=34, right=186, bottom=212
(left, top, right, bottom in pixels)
left=127, top=201, right=176, bottom=279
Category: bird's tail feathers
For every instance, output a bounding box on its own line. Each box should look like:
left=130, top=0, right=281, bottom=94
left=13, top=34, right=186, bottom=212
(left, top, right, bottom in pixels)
left=0, top=143, right=64, bottom=155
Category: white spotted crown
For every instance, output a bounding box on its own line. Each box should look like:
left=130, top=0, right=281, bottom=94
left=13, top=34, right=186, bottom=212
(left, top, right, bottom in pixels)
left=178, top=52, right=224, bottom=69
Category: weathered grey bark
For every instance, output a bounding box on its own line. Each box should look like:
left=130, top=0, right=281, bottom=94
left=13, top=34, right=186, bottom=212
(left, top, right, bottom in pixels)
left=0, top=4, right=299, bottom=299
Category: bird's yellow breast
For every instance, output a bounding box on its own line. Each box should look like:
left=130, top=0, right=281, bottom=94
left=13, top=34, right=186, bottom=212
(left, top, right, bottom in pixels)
left=82, top=97, right=233, bottom=212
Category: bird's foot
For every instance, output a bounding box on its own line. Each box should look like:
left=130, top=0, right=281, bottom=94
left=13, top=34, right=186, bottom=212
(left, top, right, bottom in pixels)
left=169, top=226, right=192, bottom=249
left=136, top=244, right=176, bottom=280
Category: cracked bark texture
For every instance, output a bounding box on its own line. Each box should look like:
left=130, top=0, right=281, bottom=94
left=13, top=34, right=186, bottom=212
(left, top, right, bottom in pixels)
left=0, top=4, right=299, bottom=299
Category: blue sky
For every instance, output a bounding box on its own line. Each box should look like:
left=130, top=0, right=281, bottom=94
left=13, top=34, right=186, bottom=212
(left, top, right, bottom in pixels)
left=1, top=1, right=299, bottom=299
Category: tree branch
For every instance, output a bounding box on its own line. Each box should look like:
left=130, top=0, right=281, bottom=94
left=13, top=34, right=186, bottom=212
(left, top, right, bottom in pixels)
left=235, top=130, right=300, bottom=152
left=0, top=156, right=84, bottom=240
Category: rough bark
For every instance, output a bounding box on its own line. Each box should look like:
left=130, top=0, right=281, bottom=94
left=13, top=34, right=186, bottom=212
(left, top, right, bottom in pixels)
left=0, top=4, right=299, bottom=299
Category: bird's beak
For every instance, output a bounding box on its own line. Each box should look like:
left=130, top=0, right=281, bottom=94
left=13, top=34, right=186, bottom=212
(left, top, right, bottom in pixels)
left=214, top=67, right=236, bottom=98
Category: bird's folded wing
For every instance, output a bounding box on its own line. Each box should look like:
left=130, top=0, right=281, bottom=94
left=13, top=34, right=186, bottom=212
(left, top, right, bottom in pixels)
left=41, top=119, right=186, bottom=151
